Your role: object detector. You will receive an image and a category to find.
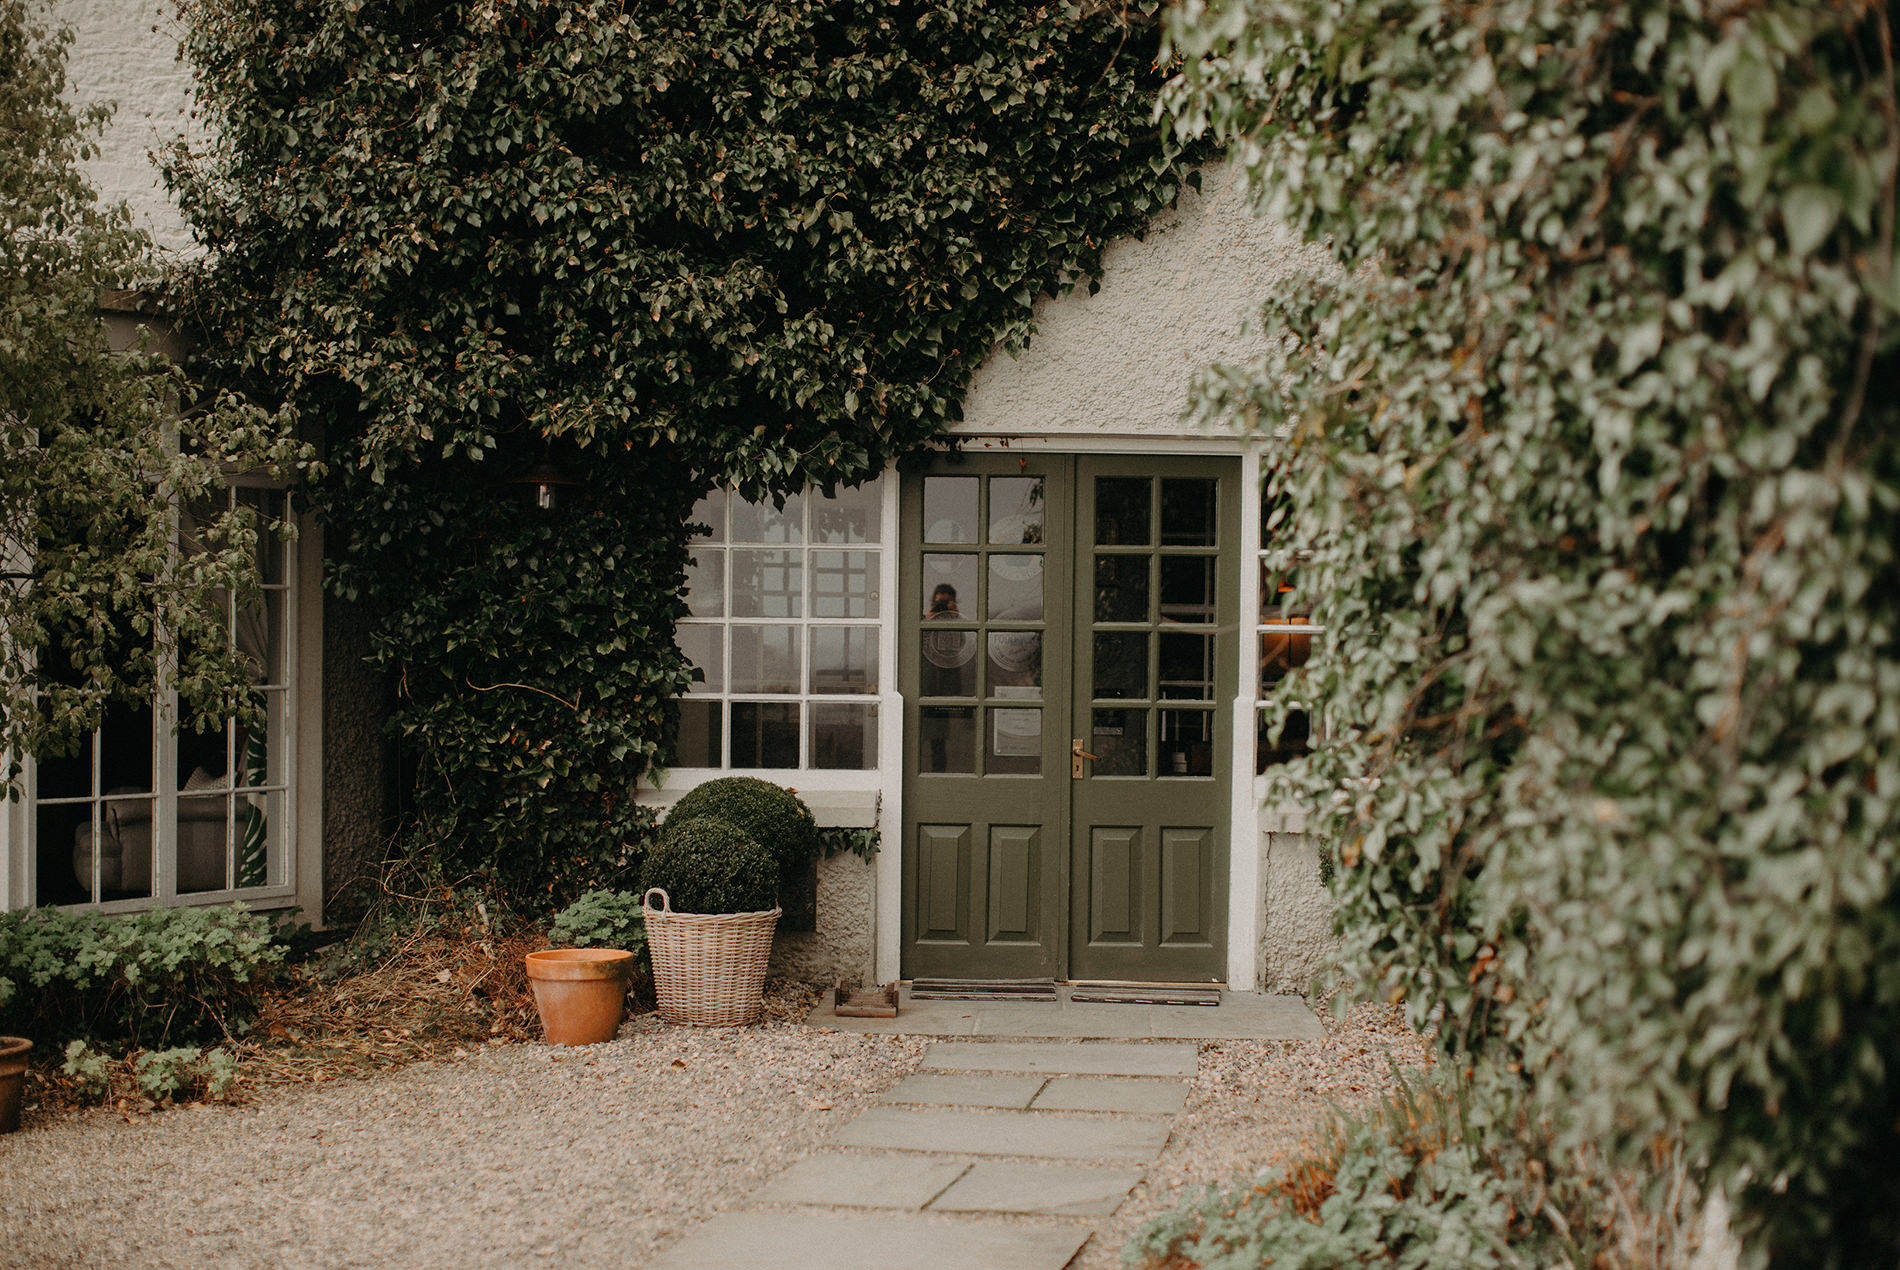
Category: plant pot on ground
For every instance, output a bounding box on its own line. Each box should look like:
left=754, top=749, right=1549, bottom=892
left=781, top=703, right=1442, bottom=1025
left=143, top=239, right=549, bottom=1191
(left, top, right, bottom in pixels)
left=640, top=818, right=780, bottom=1028
left=0, top=1036, right=32, bottom=1133
left=523, top=949, right=635, bottom=1046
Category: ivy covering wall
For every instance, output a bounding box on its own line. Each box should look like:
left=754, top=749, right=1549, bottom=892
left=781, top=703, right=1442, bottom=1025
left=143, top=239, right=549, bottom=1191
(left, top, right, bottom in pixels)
left=168, top=0, right=1200, bottom=901
left=1163, top=0, right=1898, bottom=1260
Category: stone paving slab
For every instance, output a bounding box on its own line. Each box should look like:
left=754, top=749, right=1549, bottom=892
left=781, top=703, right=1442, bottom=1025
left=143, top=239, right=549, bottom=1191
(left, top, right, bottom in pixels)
left=883, top=1073, right=1048, bottom=1108
left=644, top=1209, right=1091, bottom=1270
left=923, top=1041, right=1196, bottom=1077
left=929, top=1159, right=1148, bottom=1217
left=836, top=1106, right=1173, bottom=1161
left=754, top=1152, right=971, bottom=1209
left=1030, top=1076, right=1188, bottom=1114
left=810, top=986, right=1323, bottom=1040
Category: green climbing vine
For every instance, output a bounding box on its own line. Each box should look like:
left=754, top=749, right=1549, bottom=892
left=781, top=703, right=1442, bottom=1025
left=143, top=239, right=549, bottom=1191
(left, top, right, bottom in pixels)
left=168, top=0, right=1202, bottom=904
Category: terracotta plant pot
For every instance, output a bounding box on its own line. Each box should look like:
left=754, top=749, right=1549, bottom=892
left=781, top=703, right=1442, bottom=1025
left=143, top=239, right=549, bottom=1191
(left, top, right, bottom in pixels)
left=0, top=1036, right=32, bottom=1134
left=524, top=949, right=635, bottom=1046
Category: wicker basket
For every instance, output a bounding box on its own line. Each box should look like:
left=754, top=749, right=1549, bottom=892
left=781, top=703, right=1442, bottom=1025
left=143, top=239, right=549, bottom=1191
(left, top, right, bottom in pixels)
left=642, top=888, right=781, bottom=1027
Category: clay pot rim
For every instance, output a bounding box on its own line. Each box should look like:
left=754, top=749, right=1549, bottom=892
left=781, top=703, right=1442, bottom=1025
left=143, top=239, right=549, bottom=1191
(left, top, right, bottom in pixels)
left=525, top=948, right=635, bottom=982
left=0, top=1037, right=30, bottom=1060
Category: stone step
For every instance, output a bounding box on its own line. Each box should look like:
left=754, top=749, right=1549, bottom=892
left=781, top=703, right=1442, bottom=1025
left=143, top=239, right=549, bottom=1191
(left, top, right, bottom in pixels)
left=643, top=1210, right=1091, bottom=1270
left=922, top=1040, right=1196, bottom=1078
left=835, top=1106, right=1173, bottom=1162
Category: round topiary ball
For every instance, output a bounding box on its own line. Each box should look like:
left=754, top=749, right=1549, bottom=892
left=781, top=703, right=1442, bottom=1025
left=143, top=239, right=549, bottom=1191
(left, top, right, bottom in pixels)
left=666, top=777, right=821, bottom=874
left=640, top=818, right=778, bottom=915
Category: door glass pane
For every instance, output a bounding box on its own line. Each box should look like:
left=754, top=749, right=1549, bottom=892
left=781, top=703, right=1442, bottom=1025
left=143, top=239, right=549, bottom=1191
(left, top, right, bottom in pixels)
left=921, top=705, right=975, bottom=773
left=1092, top=631, right=1147, bottom=700
left=1261, top=629, right=1314, bottom=683
left=810, top=626, right=878, bottom=694
left=1159, top=556, right=1216, bottom=624
left=178, top=793, right=233, bottom=893
left=923, top=477, right=978, bottom=543
left=730, top=626, right=800, bottom=694
left=1159, top=709, right=1216, bottom=777
left=1093, top=554, right=1148, bottom=623
left=677, top=625, right=723, bottom=694
left=730, top=493, right=804, bottom=544
left=811, top=702, right=877, bottom=769
left=685, top=548, right=725, bottom=617
left=730, top=549, right=803, bottom=618
left=811, top=550, right=878, bottom=618
left=987, top=554, right=1043, bottom=620
left=731, top=702, right=799, bottom=767
left=988, top=477, right=1045, bottom=545
left=1094, top=477, right=1151, bottom=546
left=1258, top=707, right=1312, bottom=771
left=921, top=628, right=978, bottom=697
left=987, top=632, right=1042, bottom=691
left=811, top=483, right=880, bottom=544
left=690, top=489, right=728, bottom=541
left=1159, top=632, right=1215, bottom=700
left=923, top=554, right=977, bottom=620
left=987, top=708, right=1041, bottom=775
left=1090, top=708, right=1147, bottom=777
left=1160, top=478, right=1218, bottom=546
left=677, top=700, right=723, bottom=767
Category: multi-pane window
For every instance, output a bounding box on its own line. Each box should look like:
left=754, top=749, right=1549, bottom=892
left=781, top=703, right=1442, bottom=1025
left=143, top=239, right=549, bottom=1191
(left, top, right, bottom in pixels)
left=32, top=483, right=296, bottom=905
left=1257, top=484, right=1319, bottom=770
left=677, top=481, right=882, bottom=770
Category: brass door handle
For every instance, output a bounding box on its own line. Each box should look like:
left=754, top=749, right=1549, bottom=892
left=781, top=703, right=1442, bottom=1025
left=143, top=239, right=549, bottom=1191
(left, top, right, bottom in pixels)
left=1071, top=739, right=1099, bottom=779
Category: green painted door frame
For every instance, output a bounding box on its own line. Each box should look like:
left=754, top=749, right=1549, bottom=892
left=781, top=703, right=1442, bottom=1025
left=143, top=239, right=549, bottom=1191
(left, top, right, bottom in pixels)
left=900, top=453, right=1238, bottom=982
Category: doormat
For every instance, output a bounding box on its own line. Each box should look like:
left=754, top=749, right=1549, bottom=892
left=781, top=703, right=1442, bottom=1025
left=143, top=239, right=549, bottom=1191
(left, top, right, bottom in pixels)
left=910, top=977, right=1059, bottom=1002
left=1068, top=983, right=1223, bottom=1007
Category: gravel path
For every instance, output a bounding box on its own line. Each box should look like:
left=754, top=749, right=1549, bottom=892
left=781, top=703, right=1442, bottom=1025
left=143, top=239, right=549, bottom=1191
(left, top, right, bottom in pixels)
left=1, top=1002, right=1424, bottom=1269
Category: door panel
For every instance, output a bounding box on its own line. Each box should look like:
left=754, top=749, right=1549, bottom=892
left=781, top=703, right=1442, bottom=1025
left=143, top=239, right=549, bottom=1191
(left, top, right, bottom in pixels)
left=902, top=454, right=1235, bottom=982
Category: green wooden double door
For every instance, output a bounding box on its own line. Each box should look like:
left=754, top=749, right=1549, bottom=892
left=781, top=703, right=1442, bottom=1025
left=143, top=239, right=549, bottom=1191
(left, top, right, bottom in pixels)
left=900, top=454, right=1240, bottom=983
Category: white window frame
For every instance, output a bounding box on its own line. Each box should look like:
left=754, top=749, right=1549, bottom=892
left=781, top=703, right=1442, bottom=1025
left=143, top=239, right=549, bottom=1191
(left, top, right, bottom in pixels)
left=673, top=475, right=894, bottom=784
left=2, top=475, right=310, bottom=914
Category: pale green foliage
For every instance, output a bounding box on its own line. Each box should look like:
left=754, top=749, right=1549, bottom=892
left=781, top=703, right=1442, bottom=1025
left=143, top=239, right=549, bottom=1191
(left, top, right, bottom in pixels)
left=1161, top=0, right=1898, bottom=1261
left=0, top=0, right=309, bottom=783
left=60, top=1038, right=109, bottom=1099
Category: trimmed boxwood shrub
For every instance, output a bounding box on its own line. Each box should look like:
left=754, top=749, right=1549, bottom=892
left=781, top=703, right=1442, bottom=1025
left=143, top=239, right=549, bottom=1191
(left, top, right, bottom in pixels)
left=666, top=778, right=821, bottom=875
left=640, top=819, right=777, bottom=916
left=0, top=904, right=283, bottom=1048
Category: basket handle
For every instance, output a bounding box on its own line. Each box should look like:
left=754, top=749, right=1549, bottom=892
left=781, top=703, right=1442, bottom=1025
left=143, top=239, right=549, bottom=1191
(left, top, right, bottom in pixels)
left=642, top=887, right=673, bottom=916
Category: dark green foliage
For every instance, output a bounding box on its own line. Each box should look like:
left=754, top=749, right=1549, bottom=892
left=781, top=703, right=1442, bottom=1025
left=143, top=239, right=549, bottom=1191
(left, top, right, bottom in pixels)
left=0, top=905, right=283, bottom=1047
left=1164, top=0, right=1899, bottom=1260
left=640, top=819, right=778, bottom=916
left=1129, top=1071, right=1701, bottom=1268
left=667, top=777, right=821, bottom=874
left=169, top=0, right=1199, bottom=906
left=549, top=889, right=648, bottom=958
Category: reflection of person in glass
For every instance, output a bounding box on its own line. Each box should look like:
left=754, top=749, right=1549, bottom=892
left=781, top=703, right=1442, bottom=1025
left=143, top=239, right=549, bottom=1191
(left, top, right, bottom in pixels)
left=922, top=584, right=964, bottom=770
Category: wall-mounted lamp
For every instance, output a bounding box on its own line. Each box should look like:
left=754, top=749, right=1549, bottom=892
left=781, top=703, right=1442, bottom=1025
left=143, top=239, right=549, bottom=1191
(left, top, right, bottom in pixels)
left=512, top=461, right=578, bottom=511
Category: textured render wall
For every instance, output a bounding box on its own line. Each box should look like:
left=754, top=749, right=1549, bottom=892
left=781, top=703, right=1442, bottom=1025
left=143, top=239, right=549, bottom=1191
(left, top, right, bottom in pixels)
left=1258, top=831, right=1340, bottom=995
left=953, top=161, right=1323, bottom=440
left=52, top=0, right=199, bottom=254
left=768, top=853, right=879, bottom=986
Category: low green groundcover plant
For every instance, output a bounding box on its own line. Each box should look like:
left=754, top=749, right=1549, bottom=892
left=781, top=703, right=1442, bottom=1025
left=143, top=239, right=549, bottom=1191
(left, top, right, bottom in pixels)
left=61, top=1039, right=242, bottom=1105
left=548, top=889, right=647, bottom=958
left=640, top=819, right=778, bottom=916
left=0, top=904, right=283, bottom=1048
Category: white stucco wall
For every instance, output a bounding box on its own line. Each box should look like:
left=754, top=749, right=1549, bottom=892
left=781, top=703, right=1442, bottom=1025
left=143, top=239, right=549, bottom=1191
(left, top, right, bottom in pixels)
left=52, top=0, right=199, bottom=255
left=953, top=162, right=1319, bottom=441
left=1258, top=830, right=1339, bottom=995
